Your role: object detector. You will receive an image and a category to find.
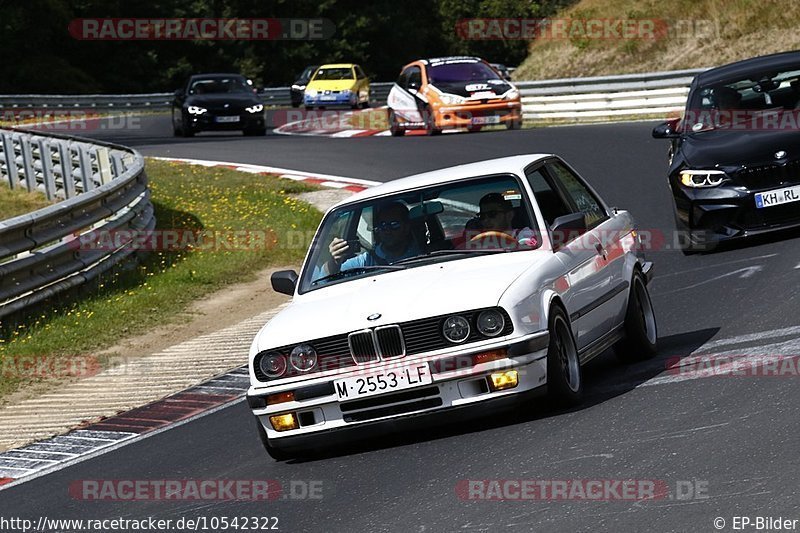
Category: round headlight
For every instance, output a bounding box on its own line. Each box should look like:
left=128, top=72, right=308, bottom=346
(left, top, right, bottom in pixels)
left=443, top=315, right=471, bottom=343
left=477, top=309, right=505, bottom=337
left=259, top=353, right=287, bottom=378
left=289, top=344, right=317, bottom=372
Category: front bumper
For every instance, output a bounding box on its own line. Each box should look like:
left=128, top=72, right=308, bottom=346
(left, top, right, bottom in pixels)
left=673, top=180, right=800, bottom=244
left=248, top=332, right=549, bottom=449
left=188, top=112, right=265, bottom=132
left=434, top=101, right=522, bottom=128
left=304, top=93, right=357, bottom=106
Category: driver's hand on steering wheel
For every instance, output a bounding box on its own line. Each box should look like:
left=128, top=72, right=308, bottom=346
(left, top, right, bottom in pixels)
left=329, top=237, right=351, bottom=265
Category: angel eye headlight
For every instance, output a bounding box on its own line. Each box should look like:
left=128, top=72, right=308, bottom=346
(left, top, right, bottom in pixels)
left=289, top=344, right=317, bottom=372
left=259, top=353, right=287, bottom=378
left=246, top=104, right=264, bottom=113
left=187, top=106, right=207, bottom=115
left=477, top=310, right=505, bottom=337
left=443, top=315, right=470, bottom=343
left=679, top=170, right=726, bottom=188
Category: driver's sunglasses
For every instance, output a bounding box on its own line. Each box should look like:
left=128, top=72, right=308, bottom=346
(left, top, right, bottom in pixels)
left=478, top=209, right=509, bottom=220
left=374, top=220, right=404, bottom=232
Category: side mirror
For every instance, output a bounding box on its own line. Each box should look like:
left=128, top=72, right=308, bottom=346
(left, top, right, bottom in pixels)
left=408, top=80, right=420, bottom=91
left=271, top=270, right=298, bottom=295
left=652, top=119, right=680, bottom=138
left=550, top=212, right=587, bottom=250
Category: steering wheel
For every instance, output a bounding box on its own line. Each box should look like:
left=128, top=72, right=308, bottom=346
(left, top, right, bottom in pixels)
left=464, top=230, right=518, bottom=250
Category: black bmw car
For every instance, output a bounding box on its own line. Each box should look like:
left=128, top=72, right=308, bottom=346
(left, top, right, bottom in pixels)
left=172, top=73, right=266, bottom=137
left=290, top=65, right=318, bottom=107
left=653, top=50, right=800, bottom=252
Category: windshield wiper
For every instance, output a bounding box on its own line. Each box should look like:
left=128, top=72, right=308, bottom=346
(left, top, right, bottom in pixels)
left=311, top=265, right=406, bottom=285
left=393, top=248, right=512, bottom=265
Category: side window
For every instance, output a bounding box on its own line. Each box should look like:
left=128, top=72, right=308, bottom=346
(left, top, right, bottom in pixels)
left=396, top=69, right=409, bottom=88
left=407, top=66, right=422, bottom=90
left=525, top=166, right=573, bottom=227
left=545, top=162, right=607, bottom=228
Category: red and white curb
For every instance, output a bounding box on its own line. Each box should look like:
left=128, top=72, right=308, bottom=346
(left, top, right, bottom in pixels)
left=150, top=156, right=380, bottom=192
left=0, top=368, right=249, bottom=488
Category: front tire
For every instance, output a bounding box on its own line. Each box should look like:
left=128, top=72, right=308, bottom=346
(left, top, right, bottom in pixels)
left=546, top=305, right=583, bottom=406
left=389, top=109, right=405, bottom=137
left=614, top=270, right=658, bottom=362
left=424, top=106, right=442, bottom=136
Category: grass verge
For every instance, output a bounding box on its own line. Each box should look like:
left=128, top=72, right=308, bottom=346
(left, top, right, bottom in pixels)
left=0, top=159, right=321, bottom=400
left=0, top=181, right=52, bottom=218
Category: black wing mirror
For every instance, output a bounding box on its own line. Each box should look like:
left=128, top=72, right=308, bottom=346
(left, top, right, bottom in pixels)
left=550, top=212, right=587, bottom=250
left=652, top=119, right=680, bottom=138
left=271, top=270, right=298, bottom=295
left=408, top=80, right=420, bottom=91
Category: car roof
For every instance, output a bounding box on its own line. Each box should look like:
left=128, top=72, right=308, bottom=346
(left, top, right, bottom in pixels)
left=317, top=63, right=357, bottom=69
left=695, top=50, right=800, bottom=86
left=189, top=73, right=246, bottom=79
left=335, top=154, right=554, bottom=206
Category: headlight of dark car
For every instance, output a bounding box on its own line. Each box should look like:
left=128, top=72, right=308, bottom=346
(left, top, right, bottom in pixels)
left=245, top=104, right=264, bottom=113
left=679, top=169, right=727, bottom=188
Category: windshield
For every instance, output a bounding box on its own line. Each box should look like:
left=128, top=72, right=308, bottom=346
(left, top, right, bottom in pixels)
left=428, top=61, right=501, bottom=84
left=299, top=174, right=541, bottom=293
left=313, top=67, right=354, bottom=81
left=189, top=77, right=252, bottom=94
left=299, top=66, right=318, bottom=80
left=686, top=67, right=800, bottom=131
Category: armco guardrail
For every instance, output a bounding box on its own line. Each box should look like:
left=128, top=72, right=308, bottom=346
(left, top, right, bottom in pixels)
left=0, top=68, right=707, bottom=124
left=0, top=83, right=396, bottom=112
left=518, top=68, right=707, bottom=120
left=0, top=128, right=154, bottom=319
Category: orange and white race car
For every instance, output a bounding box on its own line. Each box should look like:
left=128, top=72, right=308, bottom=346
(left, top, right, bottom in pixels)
left=386, top=56, right=522, bottom=136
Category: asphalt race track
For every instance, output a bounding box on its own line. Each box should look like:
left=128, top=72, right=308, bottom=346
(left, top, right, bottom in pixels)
left=3, top=115, right=800, bottom=532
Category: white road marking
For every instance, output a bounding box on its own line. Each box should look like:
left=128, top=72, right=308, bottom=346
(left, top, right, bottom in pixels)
left=658, top=265, right=764, bottom=294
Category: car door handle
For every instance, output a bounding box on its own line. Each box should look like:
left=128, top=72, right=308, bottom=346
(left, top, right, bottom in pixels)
left=594, top=243, right=607, bottom=259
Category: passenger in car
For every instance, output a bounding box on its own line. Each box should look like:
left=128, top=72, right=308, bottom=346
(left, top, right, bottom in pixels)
left=323, top=201, right=421, bottom=275
left=470, top=193, right=538, bottom=247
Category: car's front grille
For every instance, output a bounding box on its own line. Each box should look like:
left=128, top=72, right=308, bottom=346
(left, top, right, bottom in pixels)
left=375, top=325, right=404, bottom=358
left=348, top=331, right=379, bottom=363
left=254, top=307, right=513, bottom=381
left=340, top=386, right=441, bottom=422
left=736, top=160, right=800, bottom=190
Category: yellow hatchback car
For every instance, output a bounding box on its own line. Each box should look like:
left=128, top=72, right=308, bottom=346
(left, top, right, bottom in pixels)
left=304, top=63, right=370, bottom=109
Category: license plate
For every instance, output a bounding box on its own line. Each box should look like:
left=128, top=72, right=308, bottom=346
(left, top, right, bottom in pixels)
left=320, top=95, right=336, bottom=101
left=216, top=116, right=240, bottom=123
left=334, top=363, right=432, bottom=401
left=755, top=185, right=800, bottom=208
left=471, top=115, right=500, bottom=125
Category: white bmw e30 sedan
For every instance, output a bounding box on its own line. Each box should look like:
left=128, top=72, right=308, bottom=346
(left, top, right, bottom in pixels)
left=247, top=154, right=657, bottom=460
